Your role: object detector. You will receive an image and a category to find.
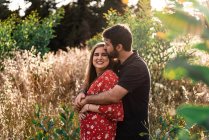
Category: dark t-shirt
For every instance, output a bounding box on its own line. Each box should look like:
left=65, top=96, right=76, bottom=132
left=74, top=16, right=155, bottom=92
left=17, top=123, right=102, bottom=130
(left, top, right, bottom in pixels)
left=116, top=51, right=151, bottom=140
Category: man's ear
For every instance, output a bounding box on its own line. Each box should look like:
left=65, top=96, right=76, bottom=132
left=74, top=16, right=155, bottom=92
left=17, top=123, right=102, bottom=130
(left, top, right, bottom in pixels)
left=116, top=44, right=123, bottom=51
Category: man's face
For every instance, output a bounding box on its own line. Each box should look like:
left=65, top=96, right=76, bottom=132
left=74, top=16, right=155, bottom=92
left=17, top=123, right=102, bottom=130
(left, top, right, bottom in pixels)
left=104, top=38, right=119, bottom=58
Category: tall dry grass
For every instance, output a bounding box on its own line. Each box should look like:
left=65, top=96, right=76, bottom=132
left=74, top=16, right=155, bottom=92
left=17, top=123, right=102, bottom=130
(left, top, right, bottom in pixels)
left=0, top=48, right=89, bottom=139
left=0, top=47, right=208, bottom=139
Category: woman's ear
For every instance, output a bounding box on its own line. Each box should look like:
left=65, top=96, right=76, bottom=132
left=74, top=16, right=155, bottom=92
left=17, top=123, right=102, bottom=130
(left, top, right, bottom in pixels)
left=116, top=44, right=123, bottom=51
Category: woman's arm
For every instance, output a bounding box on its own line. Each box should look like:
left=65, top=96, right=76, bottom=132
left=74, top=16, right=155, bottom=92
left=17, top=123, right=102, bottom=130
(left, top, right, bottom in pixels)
left=80, top=104, right=100, bottom=114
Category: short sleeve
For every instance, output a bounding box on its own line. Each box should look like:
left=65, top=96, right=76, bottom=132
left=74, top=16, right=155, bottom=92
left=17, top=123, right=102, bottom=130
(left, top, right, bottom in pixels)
left=118, top=64, right=148, bottom=92
left=99, top=70, right=118, bottom=90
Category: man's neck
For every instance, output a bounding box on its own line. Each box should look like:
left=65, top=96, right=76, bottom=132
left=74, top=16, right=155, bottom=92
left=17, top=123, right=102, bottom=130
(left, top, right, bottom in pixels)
left=118, top=51, right=133, bottom=64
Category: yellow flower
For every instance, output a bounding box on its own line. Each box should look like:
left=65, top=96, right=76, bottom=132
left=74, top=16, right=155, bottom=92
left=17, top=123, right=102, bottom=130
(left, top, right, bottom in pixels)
left=121, top=0, right=129, bottom=4
left=156, top=32, right=166, bottom=39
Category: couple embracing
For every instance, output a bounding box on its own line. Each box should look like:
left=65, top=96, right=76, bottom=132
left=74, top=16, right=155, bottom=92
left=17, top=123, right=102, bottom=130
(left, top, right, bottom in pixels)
left=74, top=24, right=151, bottom=140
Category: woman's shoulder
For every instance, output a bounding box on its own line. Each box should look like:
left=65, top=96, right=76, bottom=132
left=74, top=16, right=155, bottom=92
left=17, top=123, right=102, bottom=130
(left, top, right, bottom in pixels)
left=102, top=69, right=118, bottom=78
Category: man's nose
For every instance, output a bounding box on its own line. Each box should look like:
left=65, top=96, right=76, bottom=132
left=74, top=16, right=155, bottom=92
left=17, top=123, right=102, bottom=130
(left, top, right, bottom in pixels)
left=104, top=45, right=107, bottom=49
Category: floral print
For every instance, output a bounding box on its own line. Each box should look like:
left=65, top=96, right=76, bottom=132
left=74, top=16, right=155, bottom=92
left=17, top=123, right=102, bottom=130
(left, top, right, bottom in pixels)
left=80, top=70, right=124, bottom=140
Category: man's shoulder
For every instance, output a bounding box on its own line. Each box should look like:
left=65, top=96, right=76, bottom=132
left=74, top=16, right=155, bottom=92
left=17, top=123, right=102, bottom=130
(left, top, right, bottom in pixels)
left=127, top=58, right=147, bottom=69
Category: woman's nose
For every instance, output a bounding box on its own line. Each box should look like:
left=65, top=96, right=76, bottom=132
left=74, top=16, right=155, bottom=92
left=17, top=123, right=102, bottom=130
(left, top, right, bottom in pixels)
left=98, top=54, right=102, bottom=59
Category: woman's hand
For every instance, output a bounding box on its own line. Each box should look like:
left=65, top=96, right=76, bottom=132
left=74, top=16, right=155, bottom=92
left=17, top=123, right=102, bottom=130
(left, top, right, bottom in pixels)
left=80, top=104, right=89, bottom=114
left=79, top=113, right=86, bottom=120
left=79, top=104, right=89, bottom=120
left=74, top=93, right=85, bottom=111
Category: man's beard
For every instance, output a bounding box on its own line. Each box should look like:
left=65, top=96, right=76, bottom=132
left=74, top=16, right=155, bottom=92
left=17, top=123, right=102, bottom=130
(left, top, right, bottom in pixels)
left=109, top=48, right=119, bottom=58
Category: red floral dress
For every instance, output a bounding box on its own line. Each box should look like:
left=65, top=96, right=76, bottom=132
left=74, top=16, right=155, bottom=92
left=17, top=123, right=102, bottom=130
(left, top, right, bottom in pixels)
left=80, top=70, right=124, bottom=140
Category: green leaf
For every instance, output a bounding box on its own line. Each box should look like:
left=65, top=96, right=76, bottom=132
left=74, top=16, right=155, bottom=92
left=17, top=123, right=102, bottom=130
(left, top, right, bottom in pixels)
left=139, top=132, right=149, bottom=137
left=55, top=129, right=68, bottom=137
left=194, top=42, right=209, bottom=53
left=52, top=132, right=59, bottom=140
left=164, top=57, right=209, bottom=86
left=69, top=111, right=74, bottom=122
left=176, top=128, right=190, bottom=140
left=155, top=10, right=202, bottom=39
left=60, top=113, right=67, bottom=124
left=164, top=57, right=188, bottom=80
left=36, top=131, right=44, bottom=140
left=187, top=65, right=209, bottom=86
left=71, top=128, right=80, bottom=139
left=32, top=119, right=39, bottom=125
left=35, top=104, right=41, bottom=118
left=177, top=104, right=209, bottom=129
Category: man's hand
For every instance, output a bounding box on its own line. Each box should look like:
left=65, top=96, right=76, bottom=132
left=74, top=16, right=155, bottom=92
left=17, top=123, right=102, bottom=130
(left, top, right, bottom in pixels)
left=74, top=93, right=85, bottom=111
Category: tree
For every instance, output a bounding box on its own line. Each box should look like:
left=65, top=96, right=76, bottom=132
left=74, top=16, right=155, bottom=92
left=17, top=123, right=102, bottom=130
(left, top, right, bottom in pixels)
left=49, top=0, right=127, bottom=51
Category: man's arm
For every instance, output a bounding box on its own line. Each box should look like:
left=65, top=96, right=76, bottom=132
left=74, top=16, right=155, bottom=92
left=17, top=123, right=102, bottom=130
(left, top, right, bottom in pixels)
left=81, top=85, right=128, bottom=106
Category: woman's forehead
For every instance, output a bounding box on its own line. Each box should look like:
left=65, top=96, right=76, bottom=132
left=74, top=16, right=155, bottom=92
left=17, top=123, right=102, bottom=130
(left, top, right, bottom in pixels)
left=94, top=47, right=106, bottom=52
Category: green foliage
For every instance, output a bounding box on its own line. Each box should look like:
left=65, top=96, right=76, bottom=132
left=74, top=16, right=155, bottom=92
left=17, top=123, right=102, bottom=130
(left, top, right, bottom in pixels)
left=14, top=8, right=64, bottom=55
left=29, top=104, right=80, bottom=140
left=103, top=8, right=152, bottom=50
left=177, top=104, right=209, bottom=129
left=193, top=42, right=209, bottom=53
left=0, top=8, right=64, bottom=60
left=86, top=33, right=102, bottom=49
left=155, top=10, right=201, bottom=40
left=156, top=0, right=209, bottom=139
left=151, top=115, right=201, bottom=140
left=165, top=57, right=209, bottom=86
left=0, top=14, right=17, bottom=60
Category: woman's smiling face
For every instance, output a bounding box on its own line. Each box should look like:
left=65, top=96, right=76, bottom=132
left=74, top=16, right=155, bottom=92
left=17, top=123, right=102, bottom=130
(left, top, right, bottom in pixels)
left=92, top=46, right=110, bottom=74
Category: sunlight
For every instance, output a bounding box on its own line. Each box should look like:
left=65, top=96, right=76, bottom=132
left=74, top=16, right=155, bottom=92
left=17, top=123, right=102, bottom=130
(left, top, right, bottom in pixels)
left=7, top=0, right=203, bottom=16
left=7, top=0, right=166, bottom=14
left=7, top=0, right=31, bottom=16
left=150, top=0, right=167, bottom=10
left=128, top=0, right=166, bottom=10
left=127, top=0, right=138, bottom=6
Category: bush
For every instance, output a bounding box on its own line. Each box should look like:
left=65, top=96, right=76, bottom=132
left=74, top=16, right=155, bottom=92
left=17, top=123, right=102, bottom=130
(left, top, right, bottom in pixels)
left=0, top=8, right=64, bottom=61
left=0, top=15, right=16, bottom=61
left=29, top=105, right=79, bottom=140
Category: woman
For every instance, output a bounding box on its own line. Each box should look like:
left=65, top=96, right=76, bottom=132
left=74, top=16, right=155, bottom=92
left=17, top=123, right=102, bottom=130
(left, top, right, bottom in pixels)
left=78, top=42, right=123, bottom=140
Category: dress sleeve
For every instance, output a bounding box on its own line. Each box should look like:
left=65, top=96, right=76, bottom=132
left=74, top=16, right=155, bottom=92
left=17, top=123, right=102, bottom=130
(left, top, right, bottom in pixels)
left=97, top=70, right=124, bottom=121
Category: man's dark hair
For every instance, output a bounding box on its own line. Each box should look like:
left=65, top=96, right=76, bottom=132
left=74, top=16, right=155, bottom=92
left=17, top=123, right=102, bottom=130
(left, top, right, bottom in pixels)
left=102, top=24, right=132, bottom=51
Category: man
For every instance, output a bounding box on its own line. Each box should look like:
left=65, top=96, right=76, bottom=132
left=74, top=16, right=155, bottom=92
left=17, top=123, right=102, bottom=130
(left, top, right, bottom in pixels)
left=75, top=24, right=151, bottom=140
